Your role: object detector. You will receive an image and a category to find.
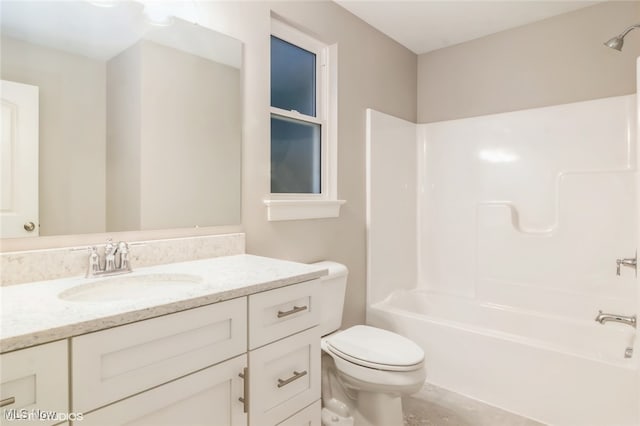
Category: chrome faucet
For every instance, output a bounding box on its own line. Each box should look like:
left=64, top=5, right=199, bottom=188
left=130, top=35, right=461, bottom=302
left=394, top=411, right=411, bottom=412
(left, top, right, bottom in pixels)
left=595, top=310, right=636, bottom=328
left=104, top=239, right=117, bottom=272
left=86, top=239, right=132, bottom=278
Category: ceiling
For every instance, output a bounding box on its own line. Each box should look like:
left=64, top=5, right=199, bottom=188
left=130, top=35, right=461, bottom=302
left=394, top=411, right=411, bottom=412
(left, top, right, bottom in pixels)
left=334, top=0, right=602, bottom=54
left=0, top=1, right=241, bottom=67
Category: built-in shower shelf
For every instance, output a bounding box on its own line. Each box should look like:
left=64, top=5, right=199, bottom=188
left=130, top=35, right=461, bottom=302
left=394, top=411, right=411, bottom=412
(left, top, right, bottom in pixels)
left=476, top=170, right=636, bottom=299
left=477, top=169, right=636, bottom=235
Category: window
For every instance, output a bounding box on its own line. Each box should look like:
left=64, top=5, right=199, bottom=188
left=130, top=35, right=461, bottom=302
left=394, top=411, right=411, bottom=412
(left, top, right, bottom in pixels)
left=264, top=18, right=344, bottom=221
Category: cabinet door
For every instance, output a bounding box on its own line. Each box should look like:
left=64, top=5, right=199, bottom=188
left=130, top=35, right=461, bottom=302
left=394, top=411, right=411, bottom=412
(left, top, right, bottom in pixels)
left=72, top=297, right=247, bottom=413
left=249, top=327, right=320, bottom=426
left=76, top=355, right=247, bottom=426
left=0, top=340, right=68, bottom=426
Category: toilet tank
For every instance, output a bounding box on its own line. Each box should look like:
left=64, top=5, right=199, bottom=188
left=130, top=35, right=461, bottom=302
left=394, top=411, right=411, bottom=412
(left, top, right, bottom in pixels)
left=311, top=261, right=348, bottom=336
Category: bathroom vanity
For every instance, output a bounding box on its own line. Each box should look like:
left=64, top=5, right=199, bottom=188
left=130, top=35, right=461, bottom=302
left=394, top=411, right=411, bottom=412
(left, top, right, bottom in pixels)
left=0, top=255, right=326, bottom=426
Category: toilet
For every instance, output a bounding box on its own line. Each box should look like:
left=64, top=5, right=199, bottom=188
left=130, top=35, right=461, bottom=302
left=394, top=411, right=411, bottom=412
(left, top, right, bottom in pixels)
left=313, top=261, right=426, bottom=426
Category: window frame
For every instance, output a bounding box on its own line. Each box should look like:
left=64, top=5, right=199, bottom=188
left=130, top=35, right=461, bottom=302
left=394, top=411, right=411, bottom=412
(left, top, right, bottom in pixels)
left=265, top=17, right=344, bottom=221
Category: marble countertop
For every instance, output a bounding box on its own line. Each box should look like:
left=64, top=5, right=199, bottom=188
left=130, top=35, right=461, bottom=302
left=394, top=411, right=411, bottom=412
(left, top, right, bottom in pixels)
left=1, top=254, right=328, bottom=353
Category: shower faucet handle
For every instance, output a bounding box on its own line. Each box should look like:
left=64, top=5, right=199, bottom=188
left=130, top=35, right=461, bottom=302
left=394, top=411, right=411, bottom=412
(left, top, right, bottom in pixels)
left=616, top=251, right=637, bottom=277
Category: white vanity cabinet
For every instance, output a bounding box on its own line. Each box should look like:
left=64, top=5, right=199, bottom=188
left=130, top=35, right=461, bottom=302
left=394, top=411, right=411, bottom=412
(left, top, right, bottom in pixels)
left=1, top=276, right=323, bottom=426
left=70, top=299, right=248, bottom=425
left=248, top=280, right=322, bottom=426
left=0, top=340, right=69, bottom=426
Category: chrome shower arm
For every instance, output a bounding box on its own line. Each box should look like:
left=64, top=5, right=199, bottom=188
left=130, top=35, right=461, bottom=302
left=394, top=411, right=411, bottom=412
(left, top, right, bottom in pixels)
left=617, top=24, right=640, bottom=38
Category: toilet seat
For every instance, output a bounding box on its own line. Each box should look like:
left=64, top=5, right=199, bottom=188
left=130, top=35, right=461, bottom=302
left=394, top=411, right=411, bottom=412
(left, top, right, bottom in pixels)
left=324, top=344, right=423, bottom=372
left=323, top=325, right=424, bottom=372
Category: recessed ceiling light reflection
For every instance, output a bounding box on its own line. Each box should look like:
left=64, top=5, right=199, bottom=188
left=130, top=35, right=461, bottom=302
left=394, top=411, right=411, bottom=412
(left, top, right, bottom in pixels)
left=87, top=1, right=117, bottom=8
left=478, top=149, right=519, bottom=163
left=143, top=4, right=175, bottom=27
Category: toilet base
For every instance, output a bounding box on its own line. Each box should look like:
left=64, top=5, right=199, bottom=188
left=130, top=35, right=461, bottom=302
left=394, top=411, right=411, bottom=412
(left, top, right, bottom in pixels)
left=321, top=407, right=354, bottom=426
left=321, top=392, right=404, bottom=426
left=353, top=391, right=403, bottom=426
left=321, top=338, right=424, bottom=426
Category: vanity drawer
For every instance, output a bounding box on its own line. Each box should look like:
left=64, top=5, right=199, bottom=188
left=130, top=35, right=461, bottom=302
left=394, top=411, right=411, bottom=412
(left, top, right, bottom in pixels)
left=72, top=297, right=247, bottom=413
left=249, top=327, right=320, bottom=426
left=248, top=280, right=320, bottom=349
left=0, top=340, right=68, bottom=426
left=277, top=401, right=321, bottom=426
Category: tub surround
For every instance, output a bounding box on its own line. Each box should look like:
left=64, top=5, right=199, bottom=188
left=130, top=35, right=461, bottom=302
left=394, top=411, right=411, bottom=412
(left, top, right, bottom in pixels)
left=0, top=233, right=245, bottom=286
left=0, top=254, right=327, bottom=353
left=365, top=95, right=639, bottom=425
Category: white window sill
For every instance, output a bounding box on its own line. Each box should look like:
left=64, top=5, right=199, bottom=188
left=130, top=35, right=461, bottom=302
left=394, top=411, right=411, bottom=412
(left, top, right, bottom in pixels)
left=263, top=199, right=346, bottom=221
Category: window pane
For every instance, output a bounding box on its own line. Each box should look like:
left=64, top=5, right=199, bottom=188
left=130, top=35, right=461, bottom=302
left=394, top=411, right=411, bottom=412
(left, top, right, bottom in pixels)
left=271, top=115, right=321, bottom=194
left=271, top=36, right=316, bottom=117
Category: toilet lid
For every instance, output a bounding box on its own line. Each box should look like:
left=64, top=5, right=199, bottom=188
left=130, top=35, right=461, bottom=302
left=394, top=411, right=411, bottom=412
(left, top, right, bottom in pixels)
left=324, top=325, right=424, bottom=371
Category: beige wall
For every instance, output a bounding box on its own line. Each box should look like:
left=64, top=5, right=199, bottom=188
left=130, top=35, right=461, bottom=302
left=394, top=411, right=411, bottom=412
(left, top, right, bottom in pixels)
left=107, top=40, right=241, bottom=231
left=140, top=41, right=241, bottom=230
left=107, top=43, right=142, bottom=232
left=195, top=1, right=417, bottom=327
left=418, top=1, right=640, bottom=123
left=1, top=36, right=106, bottom=235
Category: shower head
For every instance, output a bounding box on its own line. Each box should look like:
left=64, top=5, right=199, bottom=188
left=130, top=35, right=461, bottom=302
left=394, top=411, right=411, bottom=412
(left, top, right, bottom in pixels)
left=604, top=35, right=624, bottom=51
left=604, top=24, right=640, bottom=51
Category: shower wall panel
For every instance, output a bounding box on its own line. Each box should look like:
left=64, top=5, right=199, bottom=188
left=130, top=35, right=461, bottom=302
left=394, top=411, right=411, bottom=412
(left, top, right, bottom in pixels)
left=418, top=95, right=637, bottom=317
left=365, top=109, right=418, bottom=306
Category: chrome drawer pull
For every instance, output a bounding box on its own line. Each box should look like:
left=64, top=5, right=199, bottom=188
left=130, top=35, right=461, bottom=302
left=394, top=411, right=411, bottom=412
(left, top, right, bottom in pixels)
left=238, top=367, right=248, bottom=413
left=277, top=370, right=308, bottom=388
left=0, top=397, right=15, bottom=408
left=277, top=305, right=307, bottom=318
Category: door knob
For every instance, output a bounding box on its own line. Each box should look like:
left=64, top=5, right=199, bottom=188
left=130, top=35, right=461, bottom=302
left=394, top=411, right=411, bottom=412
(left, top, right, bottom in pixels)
left=23, top=221, right=36, bottom=232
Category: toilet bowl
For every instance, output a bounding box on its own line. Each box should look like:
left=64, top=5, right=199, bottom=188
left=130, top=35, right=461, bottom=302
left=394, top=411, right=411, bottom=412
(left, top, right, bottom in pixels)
left=313, top=262, right=426, bottom=426
left=321, top=325, right=425, bottom=426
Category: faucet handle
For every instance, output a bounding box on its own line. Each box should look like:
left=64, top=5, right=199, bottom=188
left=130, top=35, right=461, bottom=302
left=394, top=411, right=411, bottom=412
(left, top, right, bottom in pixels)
left=616, top=251, right=638, bottom=277
left=117, top=241, right=131, bottom=271
left=87, top=246, right=101, bottom=277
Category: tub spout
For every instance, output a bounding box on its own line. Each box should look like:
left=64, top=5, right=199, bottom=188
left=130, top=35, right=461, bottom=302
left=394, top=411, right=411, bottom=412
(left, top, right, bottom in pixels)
left=595, top=310, right=636, bottom=328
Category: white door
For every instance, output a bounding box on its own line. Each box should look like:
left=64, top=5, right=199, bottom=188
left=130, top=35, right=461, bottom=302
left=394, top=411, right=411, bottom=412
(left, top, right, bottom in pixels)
left=1, top=79, right=39, bottom=238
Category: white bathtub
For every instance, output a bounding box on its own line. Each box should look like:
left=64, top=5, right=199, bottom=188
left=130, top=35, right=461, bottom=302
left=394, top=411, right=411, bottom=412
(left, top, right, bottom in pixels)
left=367, top=290, right=639, bottom=426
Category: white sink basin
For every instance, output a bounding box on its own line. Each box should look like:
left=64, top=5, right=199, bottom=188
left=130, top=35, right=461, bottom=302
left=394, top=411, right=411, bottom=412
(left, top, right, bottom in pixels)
left=58, top=273, right=204, bottom=302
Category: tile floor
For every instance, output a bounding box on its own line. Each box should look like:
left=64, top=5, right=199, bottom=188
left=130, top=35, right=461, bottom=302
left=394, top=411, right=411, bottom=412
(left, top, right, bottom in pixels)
left=402, top=384, right=545, bottom=426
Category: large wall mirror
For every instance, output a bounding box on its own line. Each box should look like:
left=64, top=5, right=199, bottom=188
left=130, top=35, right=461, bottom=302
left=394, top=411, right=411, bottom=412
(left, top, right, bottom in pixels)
left=0, top=1, right=242, bottom=239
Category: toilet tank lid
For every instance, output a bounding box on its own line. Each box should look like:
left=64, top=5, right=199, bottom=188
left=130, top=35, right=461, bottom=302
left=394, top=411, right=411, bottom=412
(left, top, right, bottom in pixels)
left=311, top=261, right=348, bottom=280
